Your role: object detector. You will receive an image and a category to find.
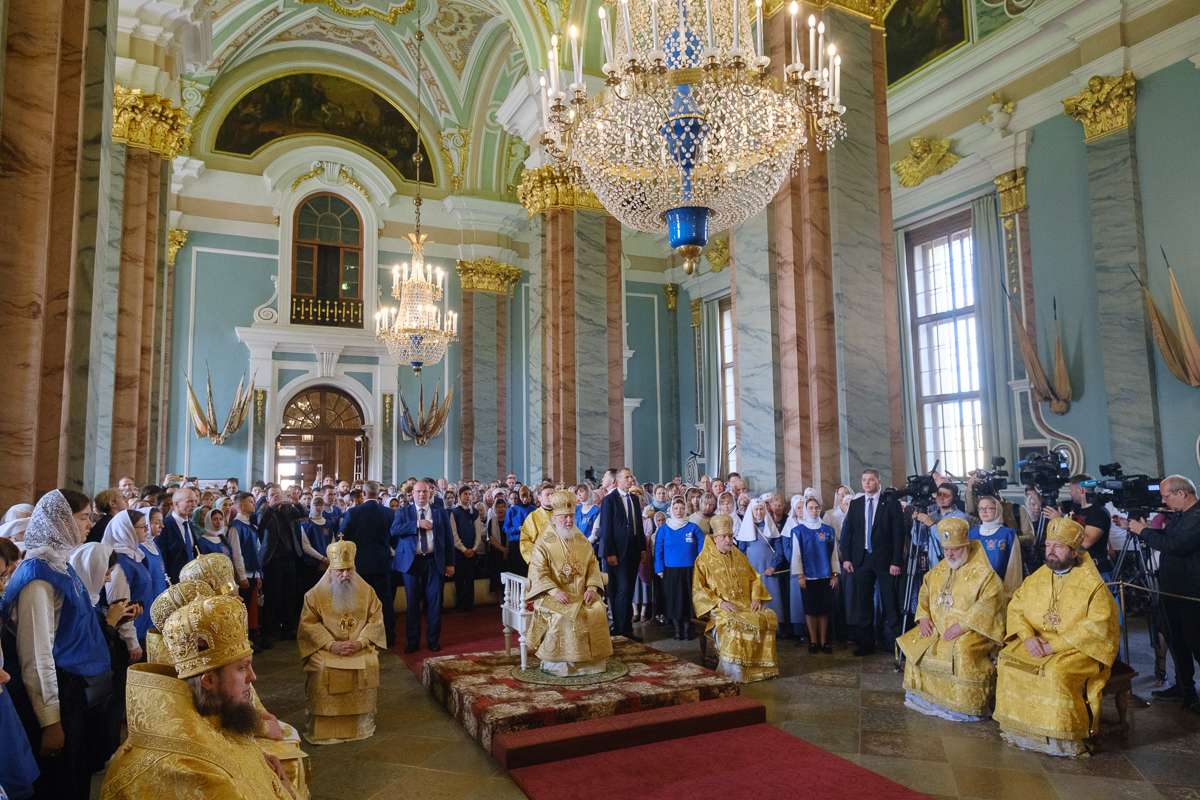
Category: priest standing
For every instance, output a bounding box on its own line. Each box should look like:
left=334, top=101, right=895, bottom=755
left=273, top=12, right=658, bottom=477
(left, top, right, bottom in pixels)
left=298, top=535, right=387, bottom=745
left=525, top=490, right=613, bottom=677
left=693, top=514, right=779, bottom=682
left=993, top=517, right=1120, bottom=756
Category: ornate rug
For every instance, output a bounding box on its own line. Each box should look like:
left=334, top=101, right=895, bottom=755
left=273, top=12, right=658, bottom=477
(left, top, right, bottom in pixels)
left=422, top=637, right=739, bottom=752
left=510, top=658, right=630, bottom=686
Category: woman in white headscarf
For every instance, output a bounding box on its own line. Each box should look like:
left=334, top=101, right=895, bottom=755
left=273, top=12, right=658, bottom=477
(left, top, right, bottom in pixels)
left=211, top=496, right=247, bottom=588
left=100, top=509, right=152, bottom=662
left=0, top=490, right=113, bottom=798
left=779, top=495, right=808, bottom=641
left=735, top=497, right=789, bottom=633
left=787, top=496, right=839, bottom=654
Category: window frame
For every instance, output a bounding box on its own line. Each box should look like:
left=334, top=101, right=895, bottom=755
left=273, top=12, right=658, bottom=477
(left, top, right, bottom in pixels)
left=904, top=210, right=983, bottom=477
left=717, top=296, right=737, bottom=476
left=291, top=192, right=364, bottom=302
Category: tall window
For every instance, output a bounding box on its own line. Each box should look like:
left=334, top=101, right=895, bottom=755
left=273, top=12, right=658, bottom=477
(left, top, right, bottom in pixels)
left=906, top=212, right=983, bottom=477
left=718, top=298, right=737, bottom=475
left=292, top=193, right=363, bottom=328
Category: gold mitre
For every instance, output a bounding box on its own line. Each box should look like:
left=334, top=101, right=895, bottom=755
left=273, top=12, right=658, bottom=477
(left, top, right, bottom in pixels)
left=163, top=595, right=253, bottom=679
left=326, top=534, right=357, bottom=570
left=1047, top=517, right=1086, bottom=550
left=180, top=553, right=237, bottom=596
left=151, top=580, right=216, bottom=632
left=710, top=513, right=735, bottom=538
left=937, top=517, right=970, bottom=548
left=550, top=489, right=577, bottom=517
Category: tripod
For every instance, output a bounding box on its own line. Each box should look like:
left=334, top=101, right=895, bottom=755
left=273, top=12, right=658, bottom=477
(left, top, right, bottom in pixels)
left=1112, top=527, right=1170, bottom=681
left=896, top=514, right=943, bottom=671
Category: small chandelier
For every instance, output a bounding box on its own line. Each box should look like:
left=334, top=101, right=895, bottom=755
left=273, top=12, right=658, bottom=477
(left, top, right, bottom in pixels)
left=375, top=5, right=458, bottom=374
left=541, top=0, right=846, bottom=274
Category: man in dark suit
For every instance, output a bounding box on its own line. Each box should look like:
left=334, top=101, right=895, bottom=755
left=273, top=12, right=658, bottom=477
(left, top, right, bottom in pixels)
left=341, top=480, right=398, bottom=647
left=839, top=468, right=906, bottom=656
left=257, top=485, right=307, bottom=648
left=392, top=480, right=455, bottom=653
left=156, top=486, right=199, bottom=582
left=599, top=468, right=645, bottom=642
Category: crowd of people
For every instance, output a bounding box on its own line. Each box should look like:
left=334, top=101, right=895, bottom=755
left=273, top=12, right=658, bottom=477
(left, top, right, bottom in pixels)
left=0, top=462, right=1196, bottom=798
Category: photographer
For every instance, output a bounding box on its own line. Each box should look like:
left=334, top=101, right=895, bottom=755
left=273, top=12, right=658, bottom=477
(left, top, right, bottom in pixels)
left=912, top=483, right=968, bottom=565
left=1043, top=474, right=1112, bottom=578
left=1129, top=475, right=1200, bottom=712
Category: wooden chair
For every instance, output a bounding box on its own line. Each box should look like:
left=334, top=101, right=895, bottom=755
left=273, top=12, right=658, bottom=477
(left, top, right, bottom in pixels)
left=693, top=617, right=717, bottom=667
left=1101, top=660, right=1138, bottom=738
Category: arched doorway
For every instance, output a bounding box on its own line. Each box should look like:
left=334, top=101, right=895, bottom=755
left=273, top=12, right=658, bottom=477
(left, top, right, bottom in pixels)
left=275, top=385, right=366, bottom=489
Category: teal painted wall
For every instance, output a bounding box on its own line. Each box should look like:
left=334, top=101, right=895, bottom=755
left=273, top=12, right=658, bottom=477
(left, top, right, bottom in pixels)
left=625, top=281, right=671, bottom=482
left=677, top=287, right=698, bottom=479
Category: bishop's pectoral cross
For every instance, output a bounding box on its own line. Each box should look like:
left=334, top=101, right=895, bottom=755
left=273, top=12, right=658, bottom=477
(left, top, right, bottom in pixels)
left=1043, top=607, right=1061, bottom=631
left=338, top=615, right=357, bottom=636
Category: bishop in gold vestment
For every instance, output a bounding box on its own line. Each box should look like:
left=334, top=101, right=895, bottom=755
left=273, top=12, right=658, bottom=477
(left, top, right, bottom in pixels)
left=898, top=519, right=1007, bottom=720
left=525, top=490, right=613, bottom=676
left=100, top=597, right=293, bottom=800
left=519, top=487, right=555, bottom=563
left=994, top=518, right=1120, bottom=756
left=693, top=514, right=778, bottom=682
left=298, top=536, right=387, bottom=745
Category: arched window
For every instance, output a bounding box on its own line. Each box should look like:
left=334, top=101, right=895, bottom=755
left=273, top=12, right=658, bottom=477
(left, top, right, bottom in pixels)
left=291, top=193, right=364, bottom=328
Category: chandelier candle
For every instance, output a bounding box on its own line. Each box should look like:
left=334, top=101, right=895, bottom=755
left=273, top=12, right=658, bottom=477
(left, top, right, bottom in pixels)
left=598, top=7, right=614, bottom=67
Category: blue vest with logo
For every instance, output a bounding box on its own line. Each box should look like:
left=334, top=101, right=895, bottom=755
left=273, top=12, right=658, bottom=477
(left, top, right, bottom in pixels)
left=968, top=525, right=1018, bottom=576
left=117, top=553, right=154, bottom=639
left=0, top=559, right=110, bottom=677
left=139, top=544, right=170, bottom=605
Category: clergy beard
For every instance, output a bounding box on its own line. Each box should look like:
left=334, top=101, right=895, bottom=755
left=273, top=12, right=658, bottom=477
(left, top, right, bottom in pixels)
left=331, top=576, right=357, bottom=615
left=187, top=676, right=260, bottom=737
left=553, top=519, right=576, bottom=539
left=1044, top=551, right=1081, bottom=572
left=945, top=552, right=969, bottom=570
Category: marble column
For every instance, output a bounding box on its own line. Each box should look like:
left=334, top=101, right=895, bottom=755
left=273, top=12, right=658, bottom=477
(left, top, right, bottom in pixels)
left=543, top=207, right=576, bottom=482
left=825, top=7, right=898, bottom=485
left=606, top=216, right=625, bottom=467
left=134, top=156, right=163, bottom=483
left=523, top=215, right=545, bottom=482
left=729, top=209, right=784, bottom=494
left=0, top=0, right=91, bottom=505
left=1065, top=75, right=1162, bottom=474
left=574, top=209, right=611, bottom=479
left=496, top=291, right=508, bottom=475
left=471, top=292, right=499, bottom=477
left=459, top=290, right=476, bottom=478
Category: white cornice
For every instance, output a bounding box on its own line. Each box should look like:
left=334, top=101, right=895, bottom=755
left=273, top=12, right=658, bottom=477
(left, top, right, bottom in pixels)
left=235, top=325, right=390, bottom=360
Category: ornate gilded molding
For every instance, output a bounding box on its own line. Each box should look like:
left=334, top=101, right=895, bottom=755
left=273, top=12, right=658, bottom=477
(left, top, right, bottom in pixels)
left=664, top=283, right=679, bottom=311
left=503, top=138, right=530, bottom=202
left=690, top=297, right=703, bottom=328
left=1062, top=72, right=1136, bottom=143
left=382, top=393, right=394, bottom=427
left=762, top=0, right=889, bottom=24
left=994, top=168, right=1028, bottom=218
left=439, top=126, right=470, bottom=192
left=892, top=138, right=960, bottom=188
left=112, top=84, right=192, bottom=160
left=290, top=166, right=325, bottom=193
left=456, top=257, right=523, bottom=296
left=254, top=389, right=267, bottom=426
left=296, top=0, right=414, bottom=24
left=337, top=168, right=373, bottom=203
left=534, top=0, right=574, bottom=33
left=168, top=230, right=188, bottom=267
left=290, top=161, right=372, bottom=203
left=706, top=237, right=730, bottom=273
left=517, top=165, right=604, bottom=216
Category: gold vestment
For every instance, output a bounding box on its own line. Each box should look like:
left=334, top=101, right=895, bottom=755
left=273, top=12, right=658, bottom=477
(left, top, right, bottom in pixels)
left=298, top=571, right=387, bottom=745
left=897, top=541, right=1007, bottom=716
left=520, top=507, right=553, bottom=564
left=994, top=554, right=1119, bottom=744
left=525, top=528, right=613, bottom=665
left=100, top=664, right=293, bottom=800
left=693, top=544, right=778, bottom=682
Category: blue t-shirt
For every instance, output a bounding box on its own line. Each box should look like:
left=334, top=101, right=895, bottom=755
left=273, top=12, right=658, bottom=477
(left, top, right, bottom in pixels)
left=654, top=521, right=704, bottom=571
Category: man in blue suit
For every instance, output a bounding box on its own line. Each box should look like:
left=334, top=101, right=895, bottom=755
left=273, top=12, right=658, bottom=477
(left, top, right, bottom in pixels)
left=341, top=480, right=398, bottom=648
left=157, top=486, right=200, bottom=582
left=392, top=480, right=455, bottom=653
left=599, top=468, right=645, bottom=642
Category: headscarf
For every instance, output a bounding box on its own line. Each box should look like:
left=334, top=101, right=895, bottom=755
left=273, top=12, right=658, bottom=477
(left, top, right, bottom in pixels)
left=69, top=542, right=112, bottom=607
left=802, top=487, right=823, bottom=506
left=736, top=498, right=780, bottom=541
left=140, top=509, right=162, bottom=556
left=800, top=497, right=824, bottom=530
left=102, top=509, right=144, bottom=563
left=203, top=508, right=226, bottom=537
left=0, top=517, right=30, bottom=550
left=976, top=497, right=1002, bottom=536
left=23, top=490, right=82, bottom=573
left=3, top=504, right=34, bottom=523
left=191, top=507, right=208, bottom=532
left=666, top=497, right=690, bottom=529
left=308, top=498, right=326, bottom=526
left=649, top=492, right=670, bottom=513
left=780, top=496, right=805, bottom=542
left=717, top=491, right=735, bottom=512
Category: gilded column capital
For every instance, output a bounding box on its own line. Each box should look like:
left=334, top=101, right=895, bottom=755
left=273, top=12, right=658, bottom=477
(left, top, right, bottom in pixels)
left=1062, top=72, right=1136, bottom=143
left=994, top=168, right=1027, bottom=217
left=690, top=297, right=703, bottom=327
left=664, top=283, right=679, bottom=311
left=517, top=165, right=604, bottom=217
left=706, top=237, right=730, bottom=272
left=456, top=257, right=523, bottom=296
left=112, top=84, right=192, bottom=160
left=168, top=230, right=188, bottom=267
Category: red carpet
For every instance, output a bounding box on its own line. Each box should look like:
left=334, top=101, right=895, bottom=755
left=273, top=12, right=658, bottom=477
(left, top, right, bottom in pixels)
left=391, top=606, right=509, bottom=675
left=509, top=723, right=932, bottom=800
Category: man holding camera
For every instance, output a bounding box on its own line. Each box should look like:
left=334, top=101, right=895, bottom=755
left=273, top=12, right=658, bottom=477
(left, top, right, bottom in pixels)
left=913, top=483, right=968, bottom=564
left=1129, top=475, right=1200, bottom=712
left=1044, top=474, right=1112, bottom=578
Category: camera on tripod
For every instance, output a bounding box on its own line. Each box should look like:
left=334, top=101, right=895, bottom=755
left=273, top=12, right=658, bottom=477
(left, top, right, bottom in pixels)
left=1018, top=451, right=1071, bottom=501
left=972, top=456, right=1009, bottom=497
left=1084, top=462, right=1164, bottom=520
left=882, top=473, right=939, bottom=508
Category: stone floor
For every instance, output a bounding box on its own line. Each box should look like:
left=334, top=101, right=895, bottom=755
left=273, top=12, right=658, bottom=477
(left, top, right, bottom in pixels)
left=92, top=612, right=1200, bottom=800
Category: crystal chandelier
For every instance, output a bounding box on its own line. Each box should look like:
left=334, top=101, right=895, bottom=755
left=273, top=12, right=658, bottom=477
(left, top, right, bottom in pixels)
left=375, top=5, right=459, bottom=374
left=540, top=0, right=847, bottom=274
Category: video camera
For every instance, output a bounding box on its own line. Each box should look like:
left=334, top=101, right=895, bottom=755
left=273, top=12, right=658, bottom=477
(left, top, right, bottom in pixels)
left=882, top=473, right=940, bottom=508
left=1083, top=462, right=1164, bottom=520
left=972, top=456, right=1009, bottom=497
left=1018, top=451, right=1071, bottom=501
